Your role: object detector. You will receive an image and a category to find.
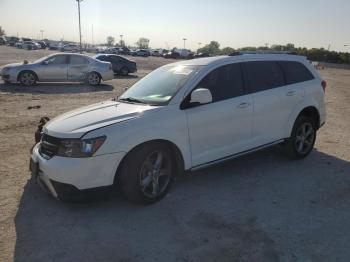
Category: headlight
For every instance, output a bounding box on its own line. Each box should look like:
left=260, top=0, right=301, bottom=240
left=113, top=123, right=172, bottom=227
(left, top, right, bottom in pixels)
left=57, top=136, right=106, bottom=158
left=2, top=67, right=10, bottom=72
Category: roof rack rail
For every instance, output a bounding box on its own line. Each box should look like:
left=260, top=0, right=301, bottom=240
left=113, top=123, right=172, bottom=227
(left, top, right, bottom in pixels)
left=229, top=50, right=297, bottom=56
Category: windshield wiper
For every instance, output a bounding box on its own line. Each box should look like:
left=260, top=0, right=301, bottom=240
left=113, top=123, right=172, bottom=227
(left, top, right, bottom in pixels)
left=118, top=97, right=145, bottom=104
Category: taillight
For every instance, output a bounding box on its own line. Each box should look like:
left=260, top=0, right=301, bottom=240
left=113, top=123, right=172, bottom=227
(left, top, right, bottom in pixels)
left=321, top=80, right=326, bottom=93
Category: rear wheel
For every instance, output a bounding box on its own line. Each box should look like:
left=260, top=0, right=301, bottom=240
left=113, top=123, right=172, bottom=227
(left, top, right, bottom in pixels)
left=284, top=116, right=316, bottom=159
left=19, top=71, right=36, bottom=86
left=120, top=143, right=175, bottom=204
left=120, top=67, right=129, bottom=76
left=87, top=72, right=101, bottom=86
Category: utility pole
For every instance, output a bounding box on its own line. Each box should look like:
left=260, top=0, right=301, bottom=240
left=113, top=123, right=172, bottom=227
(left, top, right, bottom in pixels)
left=76, top=0, right=83, bottom=53
left=183, top=38, right=187, bottom=49
left=120, top=34, right=124, bottom=46
left=91, top=24, right=94, bottom=46
left=40, top=30, right=44, bottom=40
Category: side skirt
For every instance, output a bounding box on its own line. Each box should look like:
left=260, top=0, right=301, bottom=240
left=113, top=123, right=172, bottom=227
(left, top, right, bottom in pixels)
left=190, top=139, right=285, bottom=172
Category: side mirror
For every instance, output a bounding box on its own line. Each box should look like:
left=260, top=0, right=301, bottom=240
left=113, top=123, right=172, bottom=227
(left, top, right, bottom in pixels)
left=42, top=61, right=49, bottom=65
left=190, top=88, right=212, bottom=105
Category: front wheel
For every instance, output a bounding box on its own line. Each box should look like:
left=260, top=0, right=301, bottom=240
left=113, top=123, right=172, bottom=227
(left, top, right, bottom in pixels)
left=284, top=116, right=316, bottom=159
left=19, top=71, right=36, bottom=86
left=87, top=72, right=101, bottom=86
left=120, top=143, right=174, bottom=204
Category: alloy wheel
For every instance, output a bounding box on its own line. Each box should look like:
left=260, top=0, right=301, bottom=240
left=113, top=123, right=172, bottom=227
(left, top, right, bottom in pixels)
left=88, top=73, right=100, bottom=85
left=295, top=122, right=315, bottom=154
left=20, top=72, right=35, bottom=86
left=139, top=150, right=172, bottom=198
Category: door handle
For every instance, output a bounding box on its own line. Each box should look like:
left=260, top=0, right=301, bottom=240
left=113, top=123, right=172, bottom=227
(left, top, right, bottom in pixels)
left=286, top=91, right=296, bottom=96
left=237, top=102, right=250, bottom=109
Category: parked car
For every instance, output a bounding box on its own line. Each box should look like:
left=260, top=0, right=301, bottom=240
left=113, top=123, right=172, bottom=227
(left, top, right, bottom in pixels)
left=48, top=42, right=61, bottom=50
left=37, top=41, right=47, bottom=49
left=163, top=51, right=181, bottom=59
left=132, top=49, right=150, bottom=57
left=94, top=54, right=137, bottom=75
left=28, top=53, right=326, bottom=203
left=0, top=53, right=114, bottom=86
left=0, top=36, right=7, bottom=45
left=118, top=47, right=131, bottom=55
left=193, top=52, right=210, bottom=58
left=60, top=44, right=80, bottom=52
left=7, top=36, right=19, bottom=46
left=22, top=41, right=40, bottom=50
left=15, top=41, right=24, bottom=48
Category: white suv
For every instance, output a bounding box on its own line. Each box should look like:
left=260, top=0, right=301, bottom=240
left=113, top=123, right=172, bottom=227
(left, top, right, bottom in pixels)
left=30, top=53, right=326, bottom=203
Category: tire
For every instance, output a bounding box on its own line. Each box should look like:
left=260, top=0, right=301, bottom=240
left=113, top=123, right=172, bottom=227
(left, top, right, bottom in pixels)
left=120, top=67, right=129, bottom=76
left=284, top=116, right=316, bottom=159
left=120, top=142, right=175, bottom=204
left=19, top=71, right=36, bottom=86
left=87, top=72, right=101, bottom=86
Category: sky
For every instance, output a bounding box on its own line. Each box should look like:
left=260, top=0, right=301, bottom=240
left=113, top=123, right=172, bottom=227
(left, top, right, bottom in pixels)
left=0, top=0, right=349, bottom=52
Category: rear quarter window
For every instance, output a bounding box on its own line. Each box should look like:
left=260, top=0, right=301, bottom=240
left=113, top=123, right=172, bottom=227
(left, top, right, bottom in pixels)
left=278, top=61, right=315, bottom=85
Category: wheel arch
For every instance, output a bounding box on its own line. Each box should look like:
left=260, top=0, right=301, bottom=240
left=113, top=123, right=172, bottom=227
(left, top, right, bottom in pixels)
left=286, top=105, right=321, bottom=138
left=89, top=71, right=102, bottom=79
left=113, top=139, right=185, bottom=185
left=17, top=70, right=39, bottom=82
left=297, top=106, right=320, bottom=129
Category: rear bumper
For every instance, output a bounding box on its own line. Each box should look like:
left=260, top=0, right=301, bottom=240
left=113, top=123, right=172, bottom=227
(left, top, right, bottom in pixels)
left=101, top=70, right=114, bottom=81
left=30, top=143, right=125, bottom=200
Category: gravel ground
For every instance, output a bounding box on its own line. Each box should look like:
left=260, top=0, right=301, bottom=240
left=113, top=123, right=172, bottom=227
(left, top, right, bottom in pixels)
left=0, top=46, right=349, bottom=262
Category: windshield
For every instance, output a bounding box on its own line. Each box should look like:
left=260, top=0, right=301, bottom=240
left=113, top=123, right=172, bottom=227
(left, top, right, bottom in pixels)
left=119, top=65, right=201, bottom=106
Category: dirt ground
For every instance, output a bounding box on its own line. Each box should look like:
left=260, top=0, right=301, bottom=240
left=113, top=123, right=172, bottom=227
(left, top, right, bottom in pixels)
left=0, top=45, right=349, bottom=262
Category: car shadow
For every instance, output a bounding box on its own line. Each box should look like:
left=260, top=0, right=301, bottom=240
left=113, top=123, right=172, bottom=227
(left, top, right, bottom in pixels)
left=113, top=74, right=139, bottom=79
left=13, top=148, right=350, bottom=261
left=0, top=82, right=114, bottom=94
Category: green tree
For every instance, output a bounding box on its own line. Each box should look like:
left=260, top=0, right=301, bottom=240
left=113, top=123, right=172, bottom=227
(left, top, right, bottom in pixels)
left=136, top=37, right=150, bottom=49
left=0, top=26, right=5, bottom=36
left=220, top=47, right=235, bottom=55
left=106, top=36, right=115, bottom=47
left=198, top=41, right=220, bottom=55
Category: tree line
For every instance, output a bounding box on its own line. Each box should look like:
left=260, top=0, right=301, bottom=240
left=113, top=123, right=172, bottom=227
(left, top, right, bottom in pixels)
left=198, top=41, right=350, bottom=64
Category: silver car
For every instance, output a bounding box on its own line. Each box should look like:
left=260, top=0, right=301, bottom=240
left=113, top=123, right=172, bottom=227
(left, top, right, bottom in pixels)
left=0, top=53, right=114, bottom=86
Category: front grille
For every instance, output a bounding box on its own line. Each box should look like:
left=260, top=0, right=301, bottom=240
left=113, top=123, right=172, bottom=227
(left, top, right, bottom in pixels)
left=39, top=134, right=61, bottom=159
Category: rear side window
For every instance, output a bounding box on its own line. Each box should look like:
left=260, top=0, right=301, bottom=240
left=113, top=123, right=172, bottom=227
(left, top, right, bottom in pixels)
left=97, top=55, right=109, bottom=62
left=70, top=56, right=88, bottom=65
left=196, top=63, right=244, bottom=102
left=242, top=61, right=285, bottom=94
left=279, top=61, right=314, bottom=85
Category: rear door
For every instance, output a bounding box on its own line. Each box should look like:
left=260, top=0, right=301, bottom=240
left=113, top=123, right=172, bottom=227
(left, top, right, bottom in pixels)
left=278, top=61, right=314, bottom=118
left=38, top=55, right=68, bottom=81
left=68, top=55, right=90, bottom=80
left=241, top=60, right=301, bottom=146
left=185, top=63, right=254, bottom=167
left=109, top=56, right=123, bottom=72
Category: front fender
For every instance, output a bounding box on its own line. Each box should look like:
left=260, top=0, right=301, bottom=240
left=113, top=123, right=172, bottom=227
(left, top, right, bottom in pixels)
left=83, top=105, right=192, bottom=170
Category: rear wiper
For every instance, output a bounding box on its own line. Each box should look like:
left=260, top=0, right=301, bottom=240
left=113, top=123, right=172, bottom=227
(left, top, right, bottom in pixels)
left=118, top=97, right=145, bottom=104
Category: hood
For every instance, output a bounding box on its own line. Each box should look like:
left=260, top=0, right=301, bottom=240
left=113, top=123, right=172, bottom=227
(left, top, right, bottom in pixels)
left=44, top=100, right=161, bottom=138
left=2, top=62, right=24, bottom=69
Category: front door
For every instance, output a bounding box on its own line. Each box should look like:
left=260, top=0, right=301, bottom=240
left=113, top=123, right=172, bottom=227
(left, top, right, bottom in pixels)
left=185, top=63, right=253, bottom=167
left=39, top=55, right=68, bottom=81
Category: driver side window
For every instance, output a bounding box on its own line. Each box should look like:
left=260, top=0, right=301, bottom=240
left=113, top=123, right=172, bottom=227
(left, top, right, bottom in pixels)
left=194, top=63, right=244, bottom=103
left=46, top=55, right=67, bottom=65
